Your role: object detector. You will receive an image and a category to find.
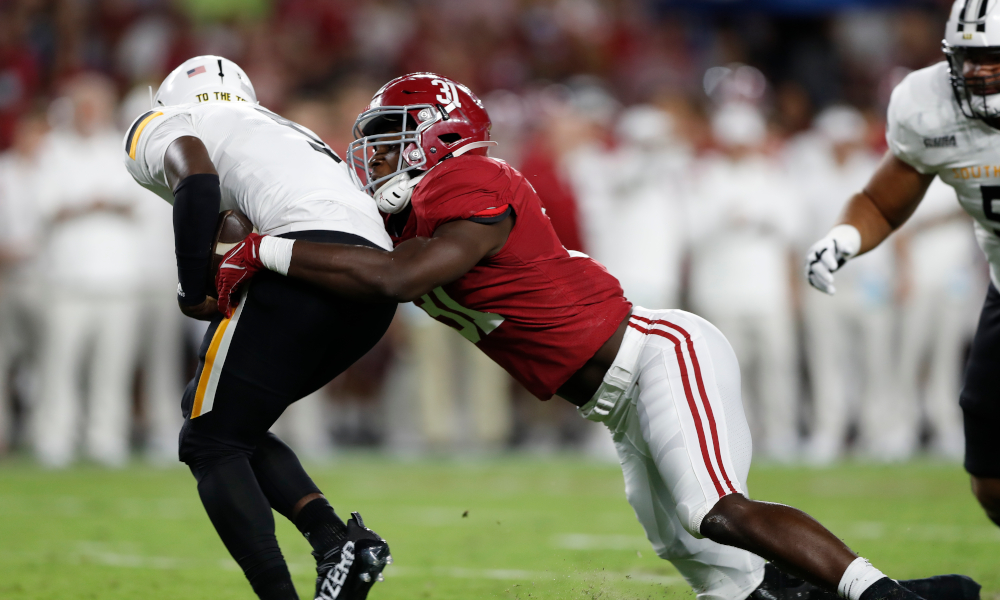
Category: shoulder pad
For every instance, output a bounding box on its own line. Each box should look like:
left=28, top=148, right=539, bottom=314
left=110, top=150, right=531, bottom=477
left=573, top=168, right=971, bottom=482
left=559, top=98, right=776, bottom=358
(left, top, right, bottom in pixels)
left=124, top=110, right=165, bottom=160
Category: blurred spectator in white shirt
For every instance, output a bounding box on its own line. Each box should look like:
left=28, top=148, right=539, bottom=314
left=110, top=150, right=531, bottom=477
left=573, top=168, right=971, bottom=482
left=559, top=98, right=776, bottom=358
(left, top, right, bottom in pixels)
left=598, top=104, right=691, bottom=309
left=788, top=106, right=899, bottom=463
left=31, top=73, right=142, bottom=467
left=894, top=179, right=982, bottom=460
left=687, top=102, right=801, bottom=461
left=118, top=85, right=185, bottom=465
left=0, top=110, right=47, bottom=454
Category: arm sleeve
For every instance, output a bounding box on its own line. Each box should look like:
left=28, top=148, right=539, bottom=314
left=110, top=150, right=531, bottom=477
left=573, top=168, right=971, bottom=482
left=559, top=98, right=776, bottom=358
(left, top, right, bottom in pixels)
left=885, top=83, right=935, bottom=175
left=173, top=174, right=221, bottom=305
left=122, top=110, right=199, bottom=201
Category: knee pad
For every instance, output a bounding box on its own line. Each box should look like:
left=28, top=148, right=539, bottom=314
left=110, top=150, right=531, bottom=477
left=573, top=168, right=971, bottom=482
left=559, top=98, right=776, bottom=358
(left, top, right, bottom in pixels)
left=179, top=418, right=254, bottom=482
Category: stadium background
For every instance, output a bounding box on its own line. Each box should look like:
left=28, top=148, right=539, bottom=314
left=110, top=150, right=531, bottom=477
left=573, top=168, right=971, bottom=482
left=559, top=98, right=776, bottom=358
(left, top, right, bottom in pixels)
left=1, top=0, right=997, bottom=599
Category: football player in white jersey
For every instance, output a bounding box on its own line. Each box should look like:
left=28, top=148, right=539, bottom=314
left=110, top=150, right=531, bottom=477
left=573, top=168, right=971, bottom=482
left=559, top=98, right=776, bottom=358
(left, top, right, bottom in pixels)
left=806, top=0, right=1000, bottom=530
left=123, top=56, right=395, bottom=600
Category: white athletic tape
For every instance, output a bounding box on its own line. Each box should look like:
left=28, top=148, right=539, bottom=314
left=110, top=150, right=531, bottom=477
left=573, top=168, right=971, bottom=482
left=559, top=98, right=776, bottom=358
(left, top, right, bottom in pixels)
left=838, top=557, right=886, bottom=600
left=259, top=236, right=295, bottom=276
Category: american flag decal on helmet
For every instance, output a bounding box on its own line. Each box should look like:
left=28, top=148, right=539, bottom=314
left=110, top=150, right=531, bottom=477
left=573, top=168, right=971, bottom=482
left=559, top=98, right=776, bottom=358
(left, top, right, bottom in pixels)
left=187, top=65, right=207, bottom=77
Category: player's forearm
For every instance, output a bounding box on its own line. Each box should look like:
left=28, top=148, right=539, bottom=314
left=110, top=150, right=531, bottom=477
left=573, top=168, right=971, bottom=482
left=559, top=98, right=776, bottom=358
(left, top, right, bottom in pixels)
left=166, top=136, right=222, bottom=305
left=837, top=191, right=897, bottom=256
left=173, top=174, right=221, bottom=304
left=837, top=152, right=933, bottom=256
left=287, top=240, right=440, bottom=303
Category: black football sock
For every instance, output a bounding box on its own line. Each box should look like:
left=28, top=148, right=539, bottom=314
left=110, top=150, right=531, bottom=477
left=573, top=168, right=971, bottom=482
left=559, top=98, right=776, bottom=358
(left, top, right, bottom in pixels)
left=250, top=432, right=324, bottom=520
left=249, top=564, right=299, bottom=600
left=294, top=496, right=348, bottom=557
left=192, top=455, right=298, bottom=600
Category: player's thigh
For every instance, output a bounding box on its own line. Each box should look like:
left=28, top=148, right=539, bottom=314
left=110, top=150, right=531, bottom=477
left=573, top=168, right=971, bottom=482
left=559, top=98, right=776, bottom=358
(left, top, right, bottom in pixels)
left=225, top=271, right=396, bottom=399
left=960, top=284, right=1000, bottom=478
left=179, top=272, right=395, bottom=463
left=616, top=434, right=676, bottom=555
left=632, top=309, right=751, bottom=538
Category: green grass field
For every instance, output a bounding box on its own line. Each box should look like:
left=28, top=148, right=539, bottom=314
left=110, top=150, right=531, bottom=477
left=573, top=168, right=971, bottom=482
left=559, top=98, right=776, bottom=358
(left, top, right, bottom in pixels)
left=0, top=457, right=996, bottom=600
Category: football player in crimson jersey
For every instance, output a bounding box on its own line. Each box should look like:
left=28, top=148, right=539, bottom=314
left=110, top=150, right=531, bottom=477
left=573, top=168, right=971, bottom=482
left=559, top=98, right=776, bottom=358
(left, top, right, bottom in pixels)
left=218, top=74, right=978, bottom=600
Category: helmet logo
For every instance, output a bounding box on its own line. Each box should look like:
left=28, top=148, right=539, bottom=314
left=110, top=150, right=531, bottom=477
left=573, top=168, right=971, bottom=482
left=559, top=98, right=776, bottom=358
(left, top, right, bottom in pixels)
left=433, top=79, right=462, bottom=110
left=417, top=108, right=434, bottom=122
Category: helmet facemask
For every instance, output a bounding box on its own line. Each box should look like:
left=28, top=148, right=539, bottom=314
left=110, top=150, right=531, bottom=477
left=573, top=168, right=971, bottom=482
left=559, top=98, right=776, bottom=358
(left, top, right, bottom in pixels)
left=945, top=43, right=1000, bottom=124
left=347, top=105, right=441, bottom=196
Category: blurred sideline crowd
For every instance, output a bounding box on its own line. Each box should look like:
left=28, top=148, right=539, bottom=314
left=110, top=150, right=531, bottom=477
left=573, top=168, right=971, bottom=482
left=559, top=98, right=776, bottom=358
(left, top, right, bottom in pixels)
left=0, top=0, right=981, bottom=467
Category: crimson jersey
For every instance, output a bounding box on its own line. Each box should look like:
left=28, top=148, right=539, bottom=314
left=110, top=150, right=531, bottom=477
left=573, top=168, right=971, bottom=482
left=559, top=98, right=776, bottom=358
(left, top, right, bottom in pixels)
left=391, top=155, right=632, bottom=400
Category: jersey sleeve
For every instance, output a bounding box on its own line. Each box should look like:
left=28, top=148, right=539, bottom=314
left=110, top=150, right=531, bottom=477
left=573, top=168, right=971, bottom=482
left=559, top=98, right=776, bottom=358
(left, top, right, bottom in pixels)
left=122, top=109, right=198, bottom=202
left=885, top=73, right=936, bottom=175
left=415, top=157, right=513, bottom=234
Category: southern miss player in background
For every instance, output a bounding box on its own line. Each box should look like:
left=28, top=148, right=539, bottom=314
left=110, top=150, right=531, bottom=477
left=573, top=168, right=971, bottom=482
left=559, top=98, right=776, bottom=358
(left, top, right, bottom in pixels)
left=805, top=0, right=1000, bottom=529
left=124, top=56, right=395, bottom=600
left=219, top=73, right=978, bottom=600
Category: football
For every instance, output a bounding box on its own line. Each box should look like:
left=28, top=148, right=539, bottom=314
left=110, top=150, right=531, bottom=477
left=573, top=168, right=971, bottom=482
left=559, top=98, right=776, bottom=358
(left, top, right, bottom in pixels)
left=209, top=209, right=255, bottom=297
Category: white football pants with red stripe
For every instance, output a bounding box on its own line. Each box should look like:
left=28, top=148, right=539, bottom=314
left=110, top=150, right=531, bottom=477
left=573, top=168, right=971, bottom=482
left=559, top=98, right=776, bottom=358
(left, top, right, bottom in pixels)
left=580, top=307, right=764, bottom=600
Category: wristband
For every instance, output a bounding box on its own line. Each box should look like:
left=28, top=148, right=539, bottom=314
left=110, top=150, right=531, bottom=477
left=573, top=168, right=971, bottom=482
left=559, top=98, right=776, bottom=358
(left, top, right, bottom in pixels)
left=828, top=224, right=862, bottom=259
left=259, top=236, right=295, bottom=276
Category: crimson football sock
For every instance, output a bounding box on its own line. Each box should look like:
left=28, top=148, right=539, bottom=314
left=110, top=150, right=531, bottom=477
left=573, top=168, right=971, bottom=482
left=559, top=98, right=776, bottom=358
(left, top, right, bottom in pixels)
left=294, top=497, right=348, bottom=556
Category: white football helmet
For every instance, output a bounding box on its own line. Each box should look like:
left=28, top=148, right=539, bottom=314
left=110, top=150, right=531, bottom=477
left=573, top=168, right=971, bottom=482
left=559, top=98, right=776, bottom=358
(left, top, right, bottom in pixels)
left=154, top=55, right=257, bottom=108
left=944, top=0, right=1000, bottom=122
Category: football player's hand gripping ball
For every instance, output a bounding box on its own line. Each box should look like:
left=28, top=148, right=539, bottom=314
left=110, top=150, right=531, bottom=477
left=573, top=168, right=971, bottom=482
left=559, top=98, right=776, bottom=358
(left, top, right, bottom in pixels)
left=216, top=233, right=265, bottom=317
left=804, top=224, right=861, bottom=295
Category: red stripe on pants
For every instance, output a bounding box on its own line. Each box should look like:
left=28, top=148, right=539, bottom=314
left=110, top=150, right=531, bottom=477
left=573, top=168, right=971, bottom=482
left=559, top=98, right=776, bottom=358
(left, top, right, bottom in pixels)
left=627, top=320, right=725, bottom=497
left=634, top=315, right=737, bottom=494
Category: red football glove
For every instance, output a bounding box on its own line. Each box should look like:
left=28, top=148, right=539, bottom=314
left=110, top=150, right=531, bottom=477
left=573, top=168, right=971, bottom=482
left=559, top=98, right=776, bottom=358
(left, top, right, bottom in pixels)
left=216, top=233, right=265, bottom=318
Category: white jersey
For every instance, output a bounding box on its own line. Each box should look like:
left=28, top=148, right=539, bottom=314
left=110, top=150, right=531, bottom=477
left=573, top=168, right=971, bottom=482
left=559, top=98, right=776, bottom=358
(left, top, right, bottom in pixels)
left=122, top=102, right=392, bottom=249
left=887, top=61, right=1000, bottom=287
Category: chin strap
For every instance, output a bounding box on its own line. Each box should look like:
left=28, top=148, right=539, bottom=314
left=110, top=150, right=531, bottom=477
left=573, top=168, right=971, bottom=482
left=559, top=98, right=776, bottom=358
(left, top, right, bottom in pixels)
left=451, top=140, right=498, bottom=157
left=374, top=171, right=426, bottom=214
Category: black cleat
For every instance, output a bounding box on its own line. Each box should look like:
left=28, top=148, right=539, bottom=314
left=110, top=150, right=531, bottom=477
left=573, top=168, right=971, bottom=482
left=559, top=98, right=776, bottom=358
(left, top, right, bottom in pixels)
left=748, top=564, right=980, bottom=600
left=749, top=563, right=823, bottom=600
left=312, top=512, right=392, bottom=600
left=897, top=575, right=981, bottom=600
